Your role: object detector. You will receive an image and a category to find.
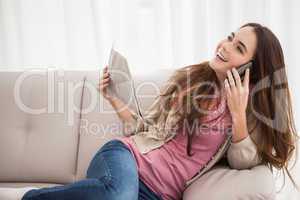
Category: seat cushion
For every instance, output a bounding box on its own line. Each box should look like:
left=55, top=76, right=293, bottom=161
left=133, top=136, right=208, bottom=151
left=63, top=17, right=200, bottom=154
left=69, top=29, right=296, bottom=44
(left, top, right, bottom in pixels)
left=0, top=182, right=63, bottom=188
left=183, top=164, right=276, bottom=200
left=0, top=182, right=63, bottom=199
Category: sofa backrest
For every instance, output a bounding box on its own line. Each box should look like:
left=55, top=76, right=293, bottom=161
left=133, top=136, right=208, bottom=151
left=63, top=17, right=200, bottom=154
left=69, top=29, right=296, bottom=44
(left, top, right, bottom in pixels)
left=0, top=70, right=85, bottom=184
left=0, top=68, right=175, bottom=184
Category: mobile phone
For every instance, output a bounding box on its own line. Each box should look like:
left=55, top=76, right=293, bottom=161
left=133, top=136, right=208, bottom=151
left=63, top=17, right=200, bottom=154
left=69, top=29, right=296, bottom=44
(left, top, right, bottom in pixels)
left=237, top=61, right=252, bottom=80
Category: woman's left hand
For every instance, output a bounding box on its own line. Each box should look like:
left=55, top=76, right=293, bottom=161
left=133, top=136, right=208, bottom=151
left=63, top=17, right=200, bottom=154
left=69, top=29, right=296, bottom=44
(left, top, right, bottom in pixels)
left=224, top=68, right=250, bottom=119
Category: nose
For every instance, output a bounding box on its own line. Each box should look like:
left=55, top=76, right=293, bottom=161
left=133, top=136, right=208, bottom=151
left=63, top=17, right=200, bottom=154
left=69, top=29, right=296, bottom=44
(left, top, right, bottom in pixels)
left=222, top=41, right=234, bottom=53
left=218, top=45, right=228, bottom=55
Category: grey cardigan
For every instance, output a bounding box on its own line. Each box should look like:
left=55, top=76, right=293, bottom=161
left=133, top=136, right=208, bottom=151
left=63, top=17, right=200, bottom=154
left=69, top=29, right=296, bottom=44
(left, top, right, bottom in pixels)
left=122, top=85, right=262, bottom=189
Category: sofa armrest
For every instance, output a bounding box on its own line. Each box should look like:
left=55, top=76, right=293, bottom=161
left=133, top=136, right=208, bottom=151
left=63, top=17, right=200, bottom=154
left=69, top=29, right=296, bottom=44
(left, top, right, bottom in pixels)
left=183, top=164, right=276, bottom=200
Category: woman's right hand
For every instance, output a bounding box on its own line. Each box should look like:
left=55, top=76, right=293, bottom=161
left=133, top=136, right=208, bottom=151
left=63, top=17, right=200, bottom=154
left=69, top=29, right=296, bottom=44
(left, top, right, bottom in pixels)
left=99, top=65, right=113, bottom=100
left=99, top=66, right=136, bottom=123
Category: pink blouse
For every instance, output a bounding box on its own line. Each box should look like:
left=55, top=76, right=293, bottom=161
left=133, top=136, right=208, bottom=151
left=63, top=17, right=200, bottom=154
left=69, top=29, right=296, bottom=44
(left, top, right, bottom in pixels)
left=115, top=91, right=232, bottom=200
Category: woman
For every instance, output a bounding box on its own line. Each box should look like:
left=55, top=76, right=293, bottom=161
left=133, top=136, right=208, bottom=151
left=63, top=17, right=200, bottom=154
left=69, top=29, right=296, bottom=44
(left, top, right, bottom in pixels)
left=15, top=23, right=297, bottom=200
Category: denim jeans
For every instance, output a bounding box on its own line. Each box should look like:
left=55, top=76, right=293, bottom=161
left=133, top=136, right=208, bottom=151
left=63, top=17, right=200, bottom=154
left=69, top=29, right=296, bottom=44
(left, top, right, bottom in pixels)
left=22, top=139, right=162, bottom=200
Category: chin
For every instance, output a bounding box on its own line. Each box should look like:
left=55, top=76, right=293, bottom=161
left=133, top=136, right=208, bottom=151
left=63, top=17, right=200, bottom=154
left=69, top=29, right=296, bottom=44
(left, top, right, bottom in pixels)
left=209, top=57, right=224, bottom=71
left=209, top=48, right=234, bottom=75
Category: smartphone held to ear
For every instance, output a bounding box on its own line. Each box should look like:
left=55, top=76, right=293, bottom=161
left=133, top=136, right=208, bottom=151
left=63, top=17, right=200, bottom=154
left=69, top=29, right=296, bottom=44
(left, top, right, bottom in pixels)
left=237, top=61, right=252, bottom=80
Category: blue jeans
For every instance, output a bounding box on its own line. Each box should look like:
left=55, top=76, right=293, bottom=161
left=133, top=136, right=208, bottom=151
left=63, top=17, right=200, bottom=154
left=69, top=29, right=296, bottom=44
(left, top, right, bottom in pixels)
left=22, top=139, right=162, bottom=200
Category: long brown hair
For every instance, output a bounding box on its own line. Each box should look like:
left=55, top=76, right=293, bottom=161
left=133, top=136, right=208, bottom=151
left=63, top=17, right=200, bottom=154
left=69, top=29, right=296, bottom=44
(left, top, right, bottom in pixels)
left=160, top=23, right=298, bottom=189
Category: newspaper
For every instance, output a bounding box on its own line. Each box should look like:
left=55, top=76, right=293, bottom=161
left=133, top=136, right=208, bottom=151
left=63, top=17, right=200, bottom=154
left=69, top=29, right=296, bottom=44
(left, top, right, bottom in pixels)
left=106, top=47, right=144, bottom=120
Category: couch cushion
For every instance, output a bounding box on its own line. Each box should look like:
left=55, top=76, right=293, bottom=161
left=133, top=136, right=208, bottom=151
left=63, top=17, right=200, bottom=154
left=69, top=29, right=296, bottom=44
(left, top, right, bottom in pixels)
left=183, top=164, right=276, bottom=200
left=0, top=70, right=85, bottom=184
left=0, top=182, right=63, bottom=188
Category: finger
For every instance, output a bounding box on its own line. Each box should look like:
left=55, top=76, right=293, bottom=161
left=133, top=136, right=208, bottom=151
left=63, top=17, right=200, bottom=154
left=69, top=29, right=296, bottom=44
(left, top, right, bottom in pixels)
left=103, top=66, right=108, bottom=72
left=101, top=67, right=108, bottom=81
left=232, top=68, right=242, bottom=88
left=227, top=70, right=235, bottom=87
left=101, top=72, right=110, bottom=82
left=243, top=68, right=250, bottom=89
left=99, top=83, right=109, bottom=90
left=100, top=77, right=110, bottom=84
left=104, top=77, right=110, bottom=82
left=103, top=71, right=110, bottom=78
left=102, top=83, right=109, bottom=88
left=224, top=79, right=231, bottom=96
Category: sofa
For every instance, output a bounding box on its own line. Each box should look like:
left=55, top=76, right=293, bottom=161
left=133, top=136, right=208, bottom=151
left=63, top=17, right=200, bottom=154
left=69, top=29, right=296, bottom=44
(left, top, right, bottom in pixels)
left=0, top=69, right=276, bottom=199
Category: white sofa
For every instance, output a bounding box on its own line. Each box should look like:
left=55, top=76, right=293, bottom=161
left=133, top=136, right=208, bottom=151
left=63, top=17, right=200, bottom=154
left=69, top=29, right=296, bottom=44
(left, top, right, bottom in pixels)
left=0, top=69, right=276, bottom=199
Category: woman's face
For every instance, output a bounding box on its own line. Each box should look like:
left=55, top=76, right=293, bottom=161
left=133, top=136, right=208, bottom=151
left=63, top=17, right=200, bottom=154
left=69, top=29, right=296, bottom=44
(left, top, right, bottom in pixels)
left=209, top=26, right=257, bottom=78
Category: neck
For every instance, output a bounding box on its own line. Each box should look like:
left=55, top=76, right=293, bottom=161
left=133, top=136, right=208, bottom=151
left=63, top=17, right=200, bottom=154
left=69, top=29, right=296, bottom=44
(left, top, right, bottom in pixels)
left=215, top=71, right=227, bottom=87
left=207, top=61, right=227, bottom=86
left=211, top=70, right=226, bottom=99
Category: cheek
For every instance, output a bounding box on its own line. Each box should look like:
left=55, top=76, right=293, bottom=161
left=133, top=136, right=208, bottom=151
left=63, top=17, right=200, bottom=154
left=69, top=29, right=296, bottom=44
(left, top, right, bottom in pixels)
left=215, top=40, right=226, bottom=52
left=228, top=54, right=244, bottom=67
left=221, top=64, right=234, bottom=72
left=213, top=61, right=232, bottom=73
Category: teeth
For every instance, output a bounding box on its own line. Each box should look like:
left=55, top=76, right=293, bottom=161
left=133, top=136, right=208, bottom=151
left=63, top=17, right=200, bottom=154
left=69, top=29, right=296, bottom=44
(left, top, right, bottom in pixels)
left=217, top=51, right=227, bottom=62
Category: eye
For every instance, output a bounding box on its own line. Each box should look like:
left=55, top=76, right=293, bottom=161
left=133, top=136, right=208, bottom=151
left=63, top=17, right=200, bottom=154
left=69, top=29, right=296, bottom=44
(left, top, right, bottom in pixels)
left=237, top=46, right=243, bottom=54
left=227, top=35, right=233, bottom=41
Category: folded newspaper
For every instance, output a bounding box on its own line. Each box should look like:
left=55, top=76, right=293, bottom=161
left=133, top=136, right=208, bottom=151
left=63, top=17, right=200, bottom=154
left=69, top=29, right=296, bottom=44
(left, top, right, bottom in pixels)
left=106, top=47, right=144, bottom=120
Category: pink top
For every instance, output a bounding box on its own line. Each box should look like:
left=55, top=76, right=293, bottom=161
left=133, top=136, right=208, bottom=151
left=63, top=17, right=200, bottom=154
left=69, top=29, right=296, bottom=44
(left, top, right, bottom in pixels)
left=115, top=91, right=232, bottom=200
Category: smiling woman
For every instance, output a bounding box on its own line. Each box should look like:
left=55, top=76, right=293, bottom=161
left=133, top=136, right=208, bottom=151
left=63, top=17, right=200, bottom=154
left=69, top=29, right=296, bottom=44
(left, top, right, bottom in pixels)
left=169, top=22, right=299, bottom=190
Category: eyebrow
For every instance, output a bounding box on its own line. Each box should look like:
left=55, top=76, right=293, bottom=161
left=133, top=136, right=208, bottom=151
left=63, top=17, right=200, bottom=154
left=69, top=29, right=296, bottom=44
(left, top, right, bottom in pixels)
left=231, top=32, right=248, bottom=53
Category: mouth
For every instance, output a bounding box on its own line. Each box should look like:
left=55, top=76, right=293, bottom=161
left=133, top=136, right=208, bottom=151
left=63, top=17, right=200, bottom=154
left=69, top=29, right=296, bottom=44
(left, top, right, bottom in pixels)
left=216, top=50, right=228, bottom=62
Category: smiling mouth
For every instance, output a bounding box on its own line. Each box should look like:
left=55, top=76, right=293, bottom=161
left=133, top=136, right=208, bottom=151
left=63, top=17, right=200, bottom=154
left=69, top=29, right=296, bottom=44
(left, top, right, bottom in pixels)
left=216, top=51, right=228, bottom=62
